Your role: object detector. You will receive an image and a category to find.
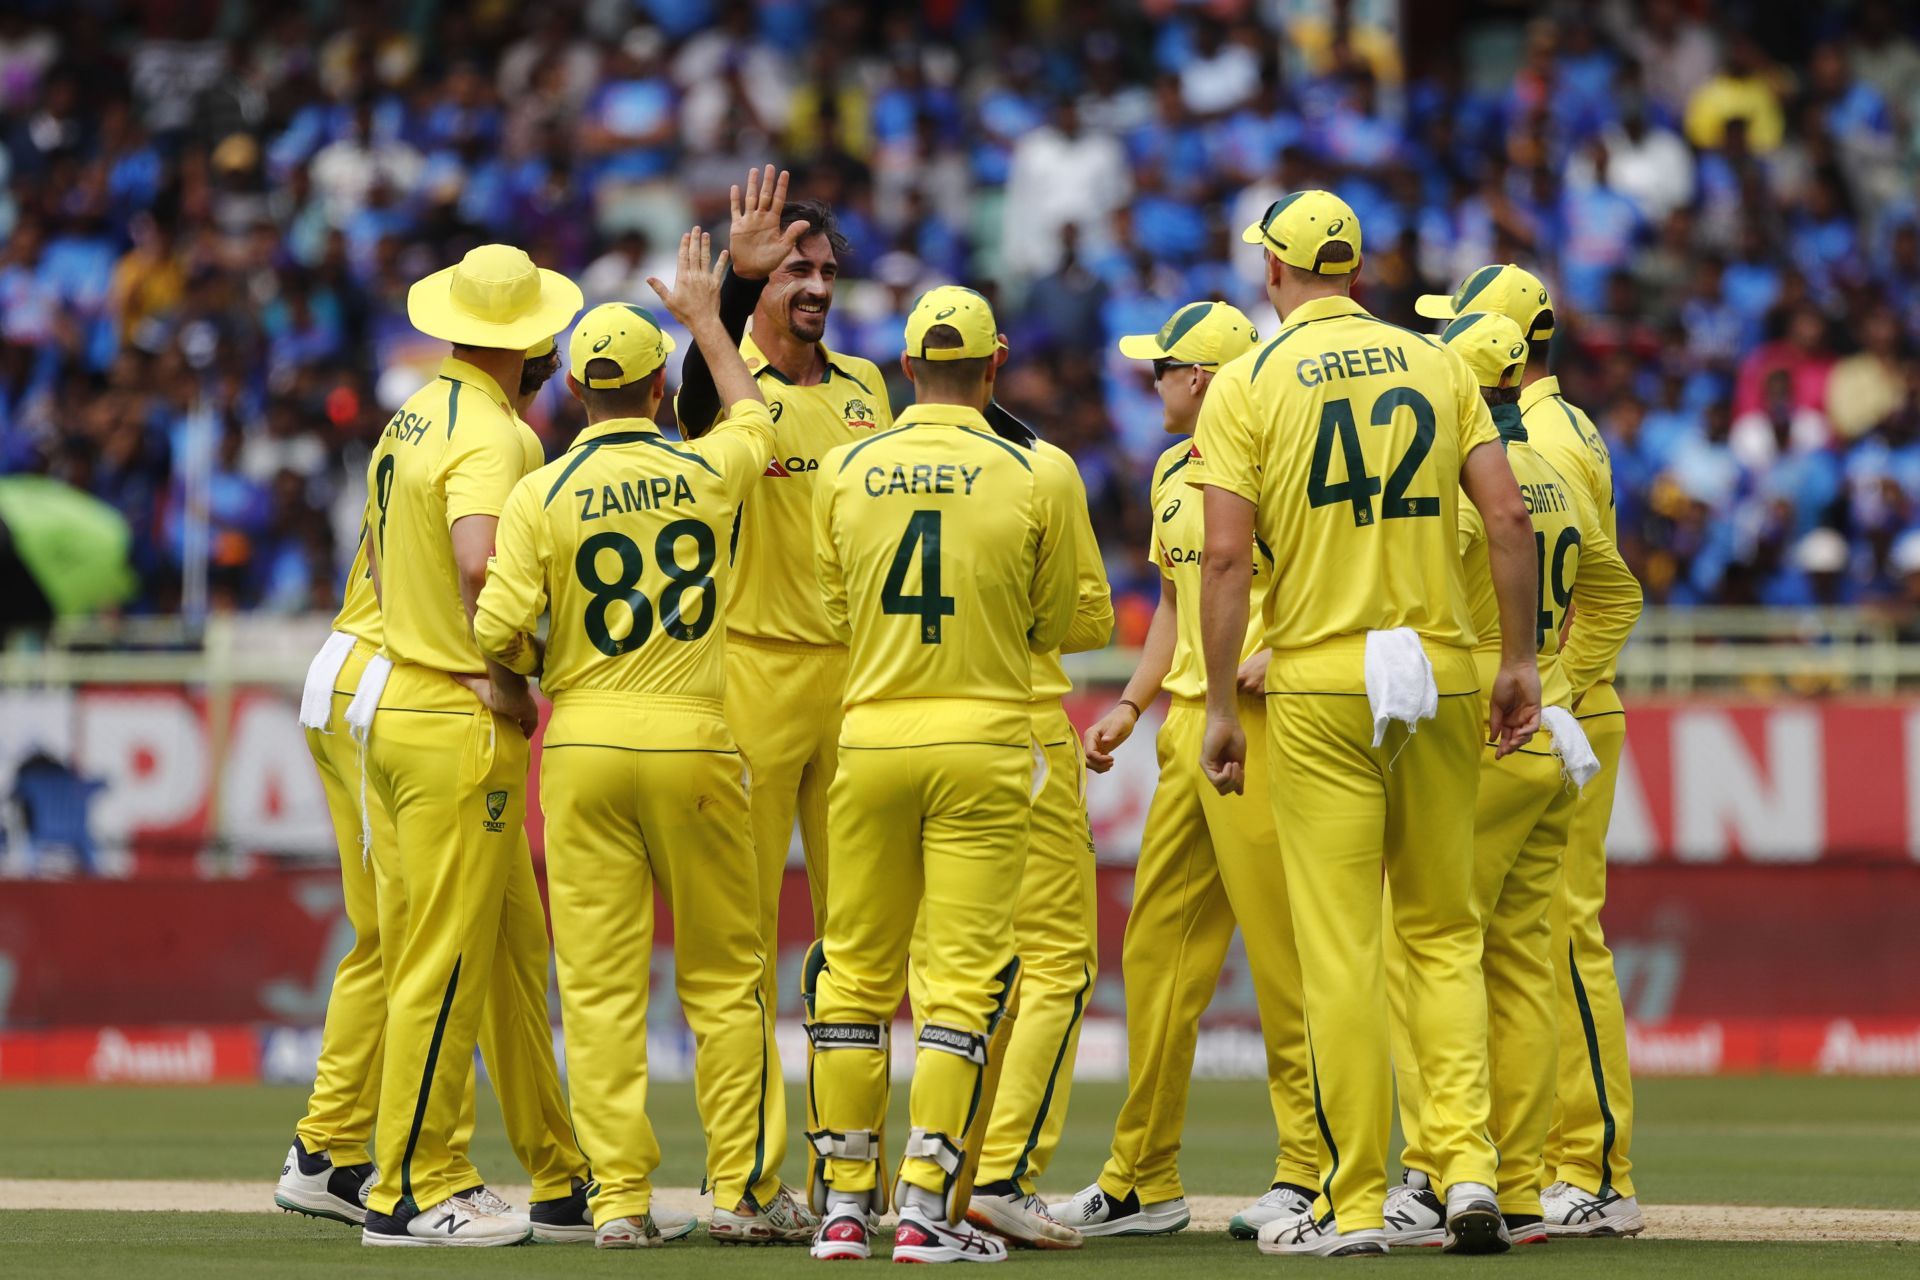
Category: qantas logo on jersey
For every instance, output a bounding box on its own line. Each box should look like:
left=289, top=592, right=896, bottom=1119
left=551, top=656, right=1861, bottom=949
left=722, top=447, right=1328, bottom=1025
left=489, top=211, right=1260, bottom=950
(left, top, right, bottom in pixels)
left=843, top=397, right=877, bottom=430
left=763, top=456, right=820, bottom=477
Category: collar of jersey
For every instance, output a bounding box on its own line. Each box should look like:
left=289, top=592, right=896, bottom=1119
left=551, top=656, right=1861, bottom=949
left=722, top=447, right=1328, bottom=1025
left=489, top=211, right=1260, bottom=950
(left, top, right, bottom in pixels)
left=895, top=402, right=991, bottom=431
left=569, top=417, right=664, bottom=451
left=1518, top=376, right=1563, bottom=414
left=1277, top=295, right=1369, bottom=327
left=438, top=357, right=513, bottom=414
left=741, top=329, right=856, bottom=385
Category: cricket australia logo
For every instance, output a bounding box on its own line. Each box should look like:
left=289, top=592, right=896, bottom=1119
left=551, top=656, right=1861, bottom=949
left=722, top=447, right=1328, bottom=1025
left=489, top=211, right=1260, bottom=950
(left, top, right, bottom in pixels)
left=843, top=396, right=877, bottom=430
left=483, top=790, right=509, bottom=833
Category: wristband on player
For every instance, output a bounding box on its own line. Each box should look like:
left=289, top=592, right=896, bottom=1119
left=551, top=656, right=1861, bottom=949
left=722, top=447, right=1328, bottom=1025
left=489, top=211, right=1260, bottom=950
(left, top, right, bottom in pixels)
left=1117, top=698, right=1143, bottom=719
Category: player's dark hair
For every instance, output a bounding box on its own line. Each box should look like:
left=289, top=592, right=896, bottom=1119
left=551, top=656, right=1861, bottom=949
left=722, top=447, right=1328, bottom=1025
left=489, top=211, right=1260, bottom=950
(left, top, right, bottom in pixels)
left=578, top=356, right=659, bottom=418
left=1483, top=384, right=1521, bottom=406
left=518, top=348, right=561, bottom=399
left=908, top=323, right=993, bottom=397
left=1313, top=240, right=1356, bottom=272
left=780, top=198, right=852, bottom=263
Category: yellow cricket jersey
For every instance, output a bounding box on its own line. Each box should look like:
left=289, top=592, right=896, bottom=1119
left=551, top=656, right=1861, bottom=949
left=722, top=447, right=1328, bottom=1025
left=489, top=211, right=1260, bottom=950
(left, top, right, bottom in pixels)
left=1520, top=377, right=1622, bottom=693
left=1457, top=437, right=1637, bottom=711
left=676, top=333, right=892, bottom=647
left=364, top=358, right=545, bottom=675
left=474, top=402, right=777, bottom=751
left=813, top=403, right=1080, bottom=749
left=1029, top=437, right=1114, bottom=706
left=331, top=529, right=381, bottom=644
left=1150, top=438, right=1271, bottom=701
left=1186, top=296, right=1499, bottom=693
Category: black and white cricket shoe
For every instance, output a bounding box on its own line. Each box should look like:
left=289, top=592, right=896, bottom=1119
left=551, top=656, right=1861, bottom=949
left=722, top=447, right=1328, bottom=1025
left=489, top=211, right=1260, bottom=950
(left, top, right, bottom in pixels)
left=1045, top=1183, right=1190, bottom=1236
left=1443, top=1181, right=1512, bottom=1254
left=891, top=1203, right=1008, bottom=1263
left=362, top=1187, right=532, bottom=1247
left=1255, top=1207, right=1388, bottom=1257
left=1540, top=1181, right=1646, bottom=1237
left=274, top=1140, right=374, bottom=1226
left=1381, top=1169, right=1445, bottom=1247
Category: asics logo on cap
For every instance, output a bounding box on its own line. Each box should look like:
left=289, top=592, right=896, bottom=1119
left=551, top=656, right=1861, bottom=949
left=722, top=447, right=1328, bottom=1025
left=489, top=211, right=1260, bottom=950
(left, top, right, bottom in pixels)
left=1510, top=342, right=1525, bottom=359
left=592, top=334, right=613, bottom=352
left=1326, top=218, right=1345, bottom=236
left=935, top=306, right=957, bottom=319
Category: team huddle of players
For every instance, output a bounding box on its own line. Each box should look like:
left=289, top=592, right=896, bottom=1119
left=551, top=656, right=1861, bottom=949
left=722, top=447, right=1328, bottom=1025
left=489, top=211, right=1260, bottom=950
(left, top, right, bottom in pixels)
left=270, top=165, right=1645, bottom=1263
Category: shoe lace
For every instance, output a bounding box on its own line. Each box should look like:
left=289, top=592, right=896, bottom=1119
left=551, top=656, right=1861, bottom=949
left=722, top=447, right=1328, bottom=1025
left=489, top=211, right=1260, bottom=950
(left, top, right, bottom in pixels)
left=1256, top=1186, right=1305, bottom=1211
left=1020, top=1193, right=1063, bottom=1224
left=465, top=1187, right=513, bottom=1216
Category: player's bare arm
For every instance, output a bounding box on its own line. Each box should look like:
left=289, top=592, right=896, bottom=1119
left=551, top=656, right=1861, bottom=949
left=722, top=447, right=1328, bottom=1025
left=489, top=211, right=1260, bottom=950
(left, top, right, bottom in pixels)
left=451, top=513, right=539, bottom=738
left=1460, top=443, right=1542, bottom=756
left=649, top=228, right=763, bottom=411
left=1197, top=485, right=1254, bottom=795
left=1085, top=580, right=1176, bottom=773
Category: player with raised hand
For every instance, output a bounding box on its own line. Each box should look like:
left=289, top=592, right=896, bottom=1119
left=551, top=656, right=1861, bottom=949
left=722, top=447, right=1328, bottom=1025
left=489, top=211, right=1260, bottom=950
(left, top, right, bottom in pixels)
left=804, top=287, right=1080, bottom=1264
left=1190, top=192, right=1540, bottom=1257
left=1417, top=265, right=1645, bottom=1237
left=1049, top=300, right=1319, bottom=1241
left=474, top=229, right=813, bottom=1249
left=1379, top=312, right=1642, bottom=1249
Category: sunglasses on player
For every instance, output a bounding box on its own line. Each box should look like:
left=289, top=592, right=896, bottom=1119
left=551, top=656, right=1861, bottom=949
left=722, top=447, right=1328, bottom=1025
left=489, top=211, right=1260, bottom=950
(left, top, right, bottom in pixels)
left=1152, top=359, right=1201, bottom=383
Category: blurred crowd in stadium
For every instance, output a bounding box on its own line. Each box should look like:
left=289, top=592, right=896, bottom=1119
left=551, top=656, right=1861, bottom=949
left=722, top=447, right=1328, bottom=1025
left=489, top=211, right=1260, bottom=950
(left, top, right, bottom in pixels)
left=4, top=0, right=1920, bottom=638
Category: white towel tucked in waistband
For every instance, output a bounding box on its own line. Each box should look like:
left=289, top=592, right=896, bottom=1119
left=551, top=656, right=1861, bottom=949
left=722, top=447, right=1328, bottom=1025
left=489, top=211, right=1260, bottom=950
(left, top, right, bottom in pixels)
left=344, top=653, right=393, bottom=748
left=1540, top=705, right=1602, bottom=789
left=297, top=631, right=358, bottom=731
left=1364, top=627, right=1438, bottom=748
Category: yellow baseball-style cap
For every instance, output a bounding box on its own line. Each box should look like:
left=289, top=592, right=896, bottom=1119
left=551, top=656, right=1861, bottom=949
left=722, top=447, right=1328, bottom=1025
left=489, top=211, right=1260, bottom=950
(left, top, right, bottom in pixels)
left=1117, top=301, right=1260, bottom=366
left=1439, top=312, right=1530, bottom=389
left=568, top=303, right=677, bottom=388
left=1415, top=264, right=1556, bottom=343
left=904, top=285, right=1000, bottom=360
left=407, top=244, right=583, bottom=350
left=1240, top=190, right=1362, bottom=275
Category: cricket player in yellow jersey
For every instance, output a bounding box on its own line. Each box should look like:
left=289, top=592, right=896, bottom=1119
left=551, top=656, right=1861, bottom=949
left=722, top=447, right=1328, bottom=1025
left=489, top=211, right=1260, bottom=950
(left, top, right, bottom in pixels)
left=900, top=319, right=1114, bottom=1251
left=1189, top=191, right=1542, bottom=1258
left=675, top=168, right=893, bottom=1006
left=805, top=287, right=1080, bottom=1264
left=351, top=244, right=589, bottom=1248
left=475, top=233, right=815, bottom=1249
left=1418, top=267, right=1644, bottom=1237
left=1050, top=301, right=1318, bottom=1241
left=1381, top=313, right=1642, bottom=1249
left=277, top=336, right=615, bottom=1234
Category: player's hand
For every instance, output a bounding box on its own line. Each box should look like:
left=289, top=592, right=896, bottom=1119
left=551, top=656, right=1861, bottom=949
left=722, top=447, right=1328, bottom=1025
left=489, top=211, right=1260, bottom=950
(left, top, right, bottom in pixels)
left=1199, top=714, right=1246, bottom=795
left=1083, top=703, right=1138, bottom=773
left=1488, top=659, right=1542, bottom=759
left=490, top=678, right=541, bottom=739
left=727, top=164, right=808, bottom=280
left=648, top=228, right=729, bottom=333
left=1235, top=648, right=1271, bottom=696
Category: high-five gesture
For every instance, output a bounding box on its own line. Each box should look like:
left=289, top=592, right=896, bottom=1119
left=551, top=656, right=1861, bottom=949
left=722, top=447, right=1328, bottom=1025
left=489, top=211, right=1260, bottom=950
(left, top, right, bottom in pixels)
left=728, top=164, right=809, bottom=280
left=649, top=227, right=764, bottom=412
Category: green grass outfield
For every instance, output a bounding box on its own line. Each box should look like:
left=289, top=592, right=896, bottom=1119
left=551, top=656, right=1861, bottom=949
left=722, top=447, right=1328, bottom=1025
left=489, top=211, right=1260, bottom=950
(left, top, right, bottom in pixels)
left=2, top=1077, right=1915, bottom=1276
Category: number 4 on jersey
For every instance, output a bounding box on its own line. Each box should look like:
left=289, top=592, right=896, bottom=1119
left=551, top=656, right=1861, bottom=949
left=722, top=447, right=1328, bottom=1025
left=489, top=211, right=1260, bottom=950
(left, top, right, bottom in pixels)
left=882, top=509, right=957, bottom=644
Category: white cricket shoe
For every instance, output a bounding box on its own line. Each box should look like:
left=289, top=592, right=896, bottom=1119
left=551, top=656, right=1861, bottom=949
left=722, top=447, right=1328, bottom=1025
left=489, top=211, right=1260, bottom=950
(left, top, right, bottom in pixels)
left=361, top=1188, right=533, bottom=1247
left=1227, top=1182, right=1314, bottom=1240
left=1443, top=1181, right=1511, bottom=1254
left=274, top=1140, right=374, bottom=1226
left=1381, top=1171, right=1445, bottom=1247
left=891, top=1203, right=1008, bottom=1263
left=1540, top=1182, right=1646, bottom=1237
left=595, top=1215, right=663, bottom=1249
left=711, top=1184, right=819, bottom=1244
left=1045, top=1182, right=1190, bottom=1237
left=1255, top=1208, right=1388, bottom=1257
left=965, top=1186, right=1083, bottom=1249
left=810, top=1206, right=872, bottom=1261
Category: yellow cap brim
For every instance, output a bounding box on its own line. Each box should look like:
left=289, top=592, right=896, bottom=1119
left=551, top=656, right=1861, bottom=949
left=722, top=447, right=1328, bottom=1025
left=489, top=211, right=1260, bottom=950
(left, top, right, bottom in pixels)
left=1117, top=333, right=1170, bottom=360
left=407, top=267, right=584, bottom=350
left=1414, top=294, right=1458, bottom=320
left=1240, top=222, right=1270, bottom=246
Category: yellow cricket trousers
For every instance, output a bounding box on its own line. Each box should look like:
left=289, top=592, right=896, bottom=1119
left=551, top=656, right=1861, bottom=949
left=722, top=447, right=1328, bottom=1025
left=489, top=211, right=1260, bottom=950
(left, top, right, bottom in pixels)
left=362, top=663, right=585, bottom=1216
left=1100, top=697, right=1315, bottom=1203
left=725, top=636, right=848, bottom=1004
left=541, top=697, right=784, bottom=1226
left=812, top=733, right=1031, bottom=1201
left=1266, top=668, right=1495, bottom=1232
left=1547, top=691, right=1635, bottom=1198
left=1388, top=738, right=1573, bottom=1214
left=908, top=702, right=1098, bottom=1196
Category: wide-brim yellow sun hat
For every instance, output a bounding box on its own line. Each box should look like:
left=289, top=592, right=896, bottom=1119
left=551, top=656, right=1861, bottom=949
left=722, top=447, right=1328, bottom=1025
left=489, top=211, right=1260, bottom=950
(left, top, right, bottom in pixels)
left=408, top=244, right=584, bottom=350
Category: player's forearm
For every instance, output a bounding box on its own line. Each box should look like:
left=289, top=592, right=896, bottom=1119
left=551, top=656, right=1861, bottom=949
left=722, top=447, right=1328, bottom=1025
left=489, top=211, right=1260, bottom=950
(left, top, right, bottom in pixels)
left=474, top=604, right=541, bottom=677
left=1484, top=511, right=1541, bottom=669
left=1198, top=557, right=1251, bottom=720
left=688, top=313, right=764, bottom=412
left=1561, top=549, right=1643, bottom=699
left=676, top=270, right=765, bottom=438
left=1120, top=589, right=1177, bottom=708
